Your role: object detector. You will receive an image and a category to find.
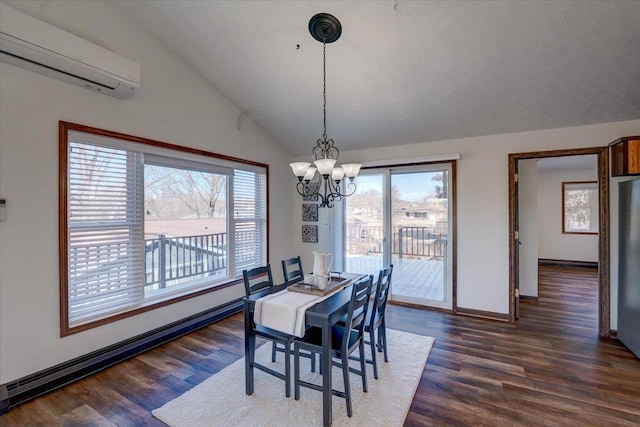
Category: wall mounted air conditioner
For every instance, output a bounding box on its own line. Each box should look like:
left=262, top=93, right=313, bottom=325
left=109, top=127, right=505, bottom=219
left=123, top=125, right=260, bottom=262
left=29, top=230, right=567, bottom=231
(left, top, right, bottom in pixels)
left=0, top=4, right=140, bottom=99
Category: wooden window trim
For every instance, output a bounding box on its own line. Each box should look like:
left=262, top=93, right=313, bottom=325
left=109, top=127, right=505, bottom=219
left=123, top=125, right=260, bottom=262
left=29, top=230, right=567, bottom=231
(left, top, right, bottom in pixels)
left=59, top=121, right=270, bottom=336
left=562, top=180, right=598, bottom=235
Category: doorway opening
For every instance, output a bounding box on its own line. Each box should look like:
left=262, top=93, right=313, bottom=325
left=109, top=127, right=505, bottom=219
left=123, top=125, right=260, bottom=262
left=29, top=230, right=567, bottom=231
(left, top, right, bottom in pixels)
left=508, top=147, right=610, bottom=337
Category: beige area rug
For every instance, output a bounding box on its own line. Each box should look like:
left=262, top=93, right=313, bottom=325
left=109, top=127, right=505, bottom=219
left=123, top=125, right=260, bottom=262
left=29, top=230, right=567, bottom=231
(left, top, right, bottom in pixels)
left=153, top=329, right=434, bottom=427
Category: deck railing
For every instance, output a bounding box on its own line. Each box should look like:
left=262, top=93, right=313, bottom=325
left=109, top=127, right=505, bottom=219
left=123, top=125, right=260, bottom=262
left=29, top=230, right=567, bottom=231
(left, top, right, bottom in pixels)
left=145, top=233, right=227, bottom=290
left=145, top=225, right=443, bottom=290
left=346, top=224, right=447, bottom=259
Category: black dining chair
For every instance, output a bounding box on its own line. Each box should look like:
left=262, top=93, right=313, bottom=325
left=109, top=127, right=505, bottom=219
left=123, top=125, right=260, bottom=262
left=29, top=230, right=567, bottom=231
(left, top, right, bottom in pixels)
left=243, top=265, right=295, bottom=397
left=282, top=256, right=304, bottom=285
left=293, top=275, right=373, bottom=417
left=339, top=265, right=393, bottom=380
left=365, top=264, right=393, bottom=379
left=243, top=265, right=274, bottom=296
left=243, top=265, right=280, bottom=363
left=281, top=257, right=318, bottom=371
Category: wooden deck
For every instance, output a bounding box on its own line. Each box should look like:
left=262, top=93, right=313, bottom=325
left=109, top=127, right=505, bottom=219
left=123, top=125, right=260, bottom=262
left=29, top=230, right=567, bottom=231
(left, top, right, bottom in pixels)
left=346, top=255, right=446, bottom=302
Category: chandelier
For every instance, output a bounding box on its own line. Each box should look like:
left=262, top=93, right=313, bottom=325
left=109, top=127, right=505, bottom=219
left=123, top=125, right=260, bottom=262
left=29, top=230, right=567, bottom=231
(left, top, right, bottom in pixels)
left=289, top=13, right=361, bottom=208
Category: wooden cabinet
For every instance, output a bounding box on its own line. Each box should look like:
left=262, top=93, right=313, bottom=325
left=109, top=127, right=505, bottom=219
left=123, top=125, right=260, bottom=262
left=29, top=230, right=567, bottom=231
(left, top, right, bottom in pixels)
left=610, top=136, right=640, bottom=176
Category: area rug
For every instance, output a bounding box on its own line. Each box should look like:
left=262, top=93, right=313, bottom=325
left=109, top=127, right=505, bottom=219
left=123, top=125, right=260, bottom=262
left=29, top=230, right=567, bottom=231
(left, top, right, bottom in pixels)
left=153, top=328, right=434, bottom=427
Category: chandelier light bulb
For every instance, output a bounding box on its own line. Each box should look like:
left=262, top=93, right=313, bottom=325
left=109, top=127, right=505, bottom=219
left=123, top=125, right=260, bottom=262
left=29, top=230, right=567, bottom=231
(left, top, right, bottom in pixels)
left=341, top=164, right=362, bottom=178
left=290, top=162, right=311, bottom=178
left=314, top=158, right=337, bottom=176
left=303, top=166, right=317, bottom=181
left=331, top=166, right=345, bottom=181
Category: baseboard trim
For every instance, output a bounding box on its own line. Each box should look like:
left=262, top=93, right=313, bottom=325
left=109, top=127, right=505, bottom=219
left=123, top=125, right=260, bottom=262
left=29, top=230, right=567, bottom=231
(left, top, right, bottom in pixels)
left=0, top=299, right=243, bottom=413
left=388, top=300, right=454, bottom=314
left=519, top=295, right=539, bottom=301
left=456, top=307, right=510, bottom=322
left=538, top=258, right=598, bottom=269
left=0, top=385, right=8, bottom=415
left=609, top=329, right=618, bottom=339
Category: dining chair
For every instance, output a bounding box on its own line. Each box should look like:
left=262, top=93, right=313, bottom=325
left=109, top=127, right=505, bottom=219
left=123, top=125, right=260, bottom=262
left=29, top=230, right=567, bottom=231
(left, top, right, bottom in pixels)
left=243, top=265, right=274, bottom=296
left=338, top=265, right=393, bottom=380
left=293, top=275, right=373, bottom=417
left=281, top=256, right=318, bottom=371
left=281, top=256, right=304, bottom=285
left=243, top=265, right=295, bottom=397
left=365, top=264, right=393, bottom=379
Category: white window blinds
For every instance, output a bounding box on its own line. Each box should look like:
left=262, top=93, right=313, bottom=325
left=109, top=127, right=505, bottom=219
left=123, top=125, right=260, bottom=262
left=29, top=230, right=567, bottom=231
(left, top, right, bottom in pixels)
left=67, top=141, right=145, bottom=326
left=62, top=124, right=269, bottom=332
left=233, top=169, right=267, bottom=276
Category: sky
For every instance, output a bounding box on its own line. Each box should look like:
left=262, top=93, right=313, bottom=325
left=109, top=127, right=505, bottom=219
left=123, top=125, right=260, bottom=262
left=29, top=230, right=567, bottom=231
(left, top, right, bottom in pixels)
left=354, top=170, right=447, bottom=202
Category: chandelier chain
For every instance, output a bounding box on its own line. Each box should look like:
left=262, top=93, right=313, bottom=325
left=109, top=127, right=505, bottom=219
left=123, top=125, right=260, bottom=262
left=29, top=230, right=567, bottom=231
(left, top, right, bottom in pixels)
left=322, top=39, right=327, bottom=140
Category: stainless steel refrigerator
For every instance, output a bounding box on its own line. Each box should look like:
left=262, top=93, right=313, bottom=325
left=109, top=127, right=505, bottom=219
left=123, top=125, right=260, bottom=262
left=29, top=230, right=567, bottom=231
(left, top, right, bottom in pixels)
left=618, top=178, right=640, bottom=358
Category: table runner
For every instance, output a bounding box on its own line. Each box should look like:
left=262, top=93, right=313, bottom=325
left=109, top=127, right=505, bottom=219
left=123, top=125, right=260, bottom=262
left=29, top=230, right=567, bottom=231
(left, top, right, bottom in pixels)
left=254, top=283, right=349, bottom=337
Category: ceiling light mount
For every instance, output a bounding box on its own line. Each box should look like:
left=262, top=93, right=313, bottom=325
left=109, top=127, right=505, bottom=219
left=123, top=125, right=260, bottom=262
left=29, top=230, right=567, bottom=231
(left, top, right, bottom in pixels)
left=308, top=13, right=342, bottom=43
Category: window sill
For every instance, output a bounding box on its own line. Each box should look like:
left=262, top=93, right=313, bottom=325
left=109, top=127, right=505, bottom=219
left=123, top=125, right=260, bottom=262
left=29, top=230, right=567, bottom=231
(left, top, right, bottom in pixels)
left=62, top=277, right=244, bottom=337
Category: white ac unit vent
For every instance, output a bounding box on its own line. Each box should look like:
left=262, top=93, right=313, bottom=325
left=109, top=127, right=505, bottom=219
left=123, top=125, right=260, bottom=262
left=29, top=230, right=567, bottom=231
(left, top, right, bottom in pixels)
left=0, top=4, right=140, bottom=99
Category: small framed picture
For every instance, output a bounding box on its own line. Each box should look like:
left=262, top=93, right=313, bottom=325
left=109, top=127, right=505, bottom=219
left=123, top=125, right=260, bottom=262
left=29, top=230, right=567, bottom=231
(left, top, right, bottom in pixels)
left=302, top=182, right=319, bottom=201
left=301, top=225, right=318, bottom=243
left=302, top=203, right=318, bottom=222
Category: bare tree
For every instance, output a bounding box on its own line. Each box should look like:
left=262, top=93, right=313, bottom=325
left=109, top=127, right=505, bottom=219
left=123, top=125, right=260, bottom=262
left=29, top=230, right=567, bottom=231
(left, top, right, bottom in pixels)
left=69, top=143, right=130, bottom=220
left=391, top=184, right=402, bottom=204
left=431, top=172, right=445, bottom=199
left=144, top=165, right=226, bottom=219
left=187, top=172, right=225, bottom=217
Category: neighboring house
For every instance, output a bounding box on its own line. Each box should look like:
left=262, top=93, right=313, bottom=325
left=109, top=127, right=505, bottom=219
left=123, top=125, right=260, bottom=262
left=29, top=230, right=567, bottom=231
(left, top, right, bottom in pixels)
left=144, top=217, right=228, bottom=239
left=0, top=0, right=638, bottom=412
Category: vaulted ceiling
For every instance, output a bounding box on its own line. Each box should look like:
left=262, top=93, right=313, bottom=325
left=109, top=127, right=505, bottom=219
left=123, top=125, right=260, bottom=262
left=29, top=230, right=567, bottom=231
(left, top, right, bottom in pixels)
left=118, top=1, right=639, bottom=155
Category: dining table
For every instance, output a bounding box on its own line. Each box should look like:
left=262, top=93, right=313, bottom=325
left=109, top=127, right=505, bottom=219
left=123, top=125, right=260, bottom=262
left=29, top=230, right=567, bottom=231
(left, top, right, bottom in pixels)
left=243, top=272, right=364, bottom=427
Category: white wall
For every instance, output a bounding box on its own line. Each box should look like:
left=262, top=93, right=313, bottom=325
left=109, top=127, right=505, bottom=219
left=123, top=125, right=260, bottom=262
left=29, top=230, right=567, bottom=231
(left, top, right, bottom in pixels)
left=537, top=168, right=599, bottom=262
left=292, top=120, right=640, bottom=319
left=518, top=160, right=539, bottom=298
left=0, top=1, right=294, bottom=384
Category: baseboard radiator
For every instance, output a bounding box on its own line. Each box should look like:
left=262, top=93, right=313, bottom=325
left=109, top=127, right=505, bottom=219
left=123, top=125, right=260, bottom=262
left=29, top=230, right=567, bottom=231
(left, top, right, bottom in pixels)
left=0, top=299, right=243, bottom=414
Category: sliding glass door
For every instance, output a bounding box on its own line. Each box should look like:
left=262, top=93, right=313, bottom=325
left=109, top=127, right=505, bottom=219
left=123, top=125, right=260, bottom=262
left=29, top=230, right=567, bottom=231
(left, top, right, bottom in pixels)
left=344, top=173, right=387, bottom=274
left=344, top=163, right=453, bottom=309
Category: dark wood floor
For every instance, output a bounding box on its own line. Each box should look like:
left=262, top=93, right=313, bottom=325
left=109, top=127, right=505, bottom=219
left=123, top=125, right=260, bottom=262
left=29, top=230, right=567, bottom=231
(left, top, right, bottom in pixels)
left=2, top=266, right=639, bottom=426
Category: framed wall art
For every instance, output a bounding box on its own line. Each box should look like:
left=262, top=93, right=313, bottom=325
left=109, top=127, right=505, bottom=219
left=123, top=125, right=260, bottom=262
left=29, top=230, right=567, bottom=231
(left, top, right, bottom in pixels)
left=302, top=182, right=319, bottom=201
left=302, top=203, right=318, bottom=222
left=301, top=225, right=318, bottom=243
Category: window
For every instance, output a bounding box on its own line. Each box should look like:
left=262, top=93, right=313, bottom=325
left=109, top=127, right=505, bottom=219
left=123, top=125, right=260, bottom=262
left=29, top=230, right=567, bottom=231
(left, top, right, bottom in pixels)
left=60, top=122, right=267, bottom=334
left=562, top=181, right=598, bottom=234
left=143, top=156, right=230, bottom=296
